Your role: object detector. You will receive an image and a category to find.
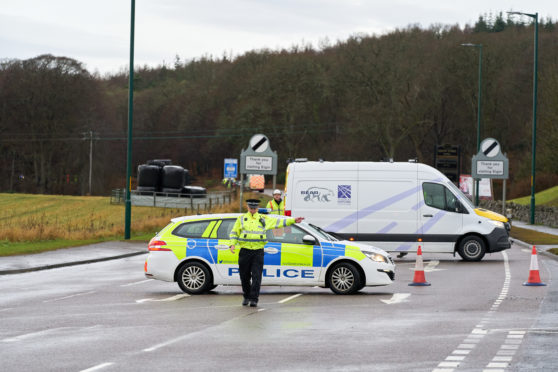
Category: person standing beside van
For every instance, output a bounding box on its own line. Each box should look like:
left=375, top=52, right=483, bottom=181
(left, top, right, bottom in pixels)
left=266, top=189, right=285, bottom=215
left=229, top=198, right=304, bottom=307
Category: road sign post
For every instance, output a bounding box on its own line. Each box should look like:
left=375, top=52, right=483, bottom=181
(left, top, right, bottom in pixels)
left=472, top=138, right=509, bottom=212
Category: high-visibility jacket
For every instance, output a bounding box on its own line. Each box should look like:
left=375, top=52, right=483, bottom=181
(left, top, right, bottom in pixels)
left=266, top=198, right=285, bottom=215
left=229, top=212, right=295, bottom=250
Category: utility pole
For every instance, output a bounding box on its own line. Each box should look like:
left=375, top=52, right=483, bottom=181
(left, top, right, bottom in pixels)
left=82, top=130, right=99, bottom=195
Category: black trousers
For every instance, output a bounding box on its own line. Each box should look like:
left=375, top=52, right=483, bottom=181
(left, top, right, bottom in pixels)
left=238, top=248, right=264, bottom=302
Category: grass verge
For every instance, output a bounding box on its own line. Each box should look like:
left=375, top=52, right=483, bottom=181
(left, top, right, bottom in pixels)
left=510, top=225, right=558, bottom=245
left=0, top=191, right=266, bottom=256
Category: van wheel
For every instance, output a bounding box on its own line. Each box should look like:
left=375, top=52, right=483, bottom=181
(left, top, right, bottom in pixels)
left=177, top=262, right=213, bottom=294
left=328, top=262, right=361, bottom=295
left=458, top=236, right=486, bottom=261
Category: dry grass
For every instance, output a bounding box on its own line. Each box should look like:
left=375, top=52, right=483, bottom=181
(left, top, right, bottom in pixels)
left=0, top=193, right=238, bottom=243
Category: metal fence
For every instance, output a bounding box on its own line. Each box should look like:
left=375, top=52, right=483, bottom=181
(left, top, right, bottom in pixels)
left=110, top=189, right=235, bottom=212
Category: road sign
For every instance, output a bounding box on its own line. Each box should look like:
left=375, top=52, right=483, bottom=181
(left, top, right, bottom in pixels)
left=246, top=156, right=272, bottom=171
left=240, top=134, right=277, bottom=176
left=480, top=138, right=500, bottom=157
left=249, top=134, right=269, bottom=153
left=224, top=158, right=237, bottom=178
left=472, top=138, right=508, bottom=179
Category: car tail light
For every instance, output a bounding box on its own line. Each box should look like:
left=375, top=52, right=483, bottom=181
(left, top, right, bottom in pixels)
left=285, top=210, right=292, bottom=216
left=148, top=239, right=170, bottom=251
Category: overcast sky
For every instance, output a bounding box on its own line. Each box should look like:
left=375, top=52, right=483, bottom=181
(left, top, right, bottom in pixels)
left=1, top=0, right=557, bottom=75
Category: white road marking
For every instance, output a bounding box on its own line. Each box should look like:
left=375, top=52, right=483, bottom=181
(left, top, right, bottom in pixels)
left=136, top=294, right=189, bottom=303
left=486, top=362, right=508, bottom=368
left=79, top=362, right=114, bottom=372
left=120, top=279, right=152, bottom=287
left=380, top=293, right=411, bottom=305
left=409, top=260, right=446, bottom=272
left=277, top=293, right=302, bottom=304
left=43, top=291, right=96, bottom=303
left=2, top=328, right=69, bottom=343
left=0, top=308, right=13, bottom=312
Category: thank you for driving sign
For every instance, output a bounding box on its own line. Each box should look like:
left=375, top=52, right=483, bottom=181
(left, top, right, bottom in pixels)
left=472, top=138, right=509, bottom=179
left=240, top=134, right=277, bottom=176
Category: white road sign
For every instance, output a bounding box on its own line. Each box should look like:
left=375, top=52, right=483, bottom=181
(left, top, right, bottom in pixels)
left=480, top=138, right=500, bottom=158
left=246, top=156, right=272, bottom=171
left=249, top=134, right=269, bottom=153
left=477, top=161, right=504, bottom=176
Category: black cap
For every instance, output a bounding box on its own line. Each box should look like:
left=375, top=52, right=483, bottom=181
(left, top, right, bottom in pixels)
left=246, top=199, right=260, bottom=208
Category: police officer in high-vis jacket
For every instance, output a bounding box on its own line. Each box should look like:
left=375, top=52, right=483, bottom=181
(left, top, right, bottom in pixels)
left=266, top=189, right=285, bottom=215
left=229, top=199, right=304, bottom=307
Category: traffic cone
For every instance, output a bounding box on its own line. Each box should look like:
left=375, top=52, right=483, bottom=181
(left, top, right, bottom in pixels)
left=523, top=246, right=546, bottom=286
left=409, top=246, right=431, bottom=286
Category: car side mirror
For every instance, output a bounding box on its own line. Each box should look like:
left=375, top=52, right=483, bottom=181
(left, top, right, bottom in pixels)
left=302, top=234, right=317, bottom=245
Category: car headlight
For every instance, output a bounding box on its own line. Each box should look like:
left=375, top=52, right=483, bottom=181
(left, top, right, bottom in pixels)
left=364, top=252, right=389, bottom=264
left=489, top=220, right=505, bottom=229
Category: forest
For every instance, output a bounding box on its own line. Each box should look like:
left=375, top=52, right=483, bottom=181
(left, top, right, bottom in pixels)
left=1, top=13, right=557, bottom=198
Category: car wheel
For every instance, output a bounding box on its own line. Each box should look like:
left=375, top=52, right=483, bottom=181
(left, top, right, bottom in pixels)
left=458, top=236, right=486, bottom=261
left=177, top=262, right=213, bottom=294
left=328, top=262, right=361, bottom=295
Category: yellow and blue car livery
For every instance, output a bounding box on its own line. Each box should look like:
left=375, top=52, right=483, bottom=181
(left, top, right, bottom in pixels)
left=145, top=213, right=395, bottom=295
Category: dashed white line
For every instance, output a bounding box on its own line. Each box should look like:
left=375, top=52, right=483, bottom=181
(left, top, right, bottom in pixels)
left=120, top=279, right=152, bottom=287
left=277, top=293, right=302, bottom=304
left=43, top=290, right=96, bottom=303
left=79, top=362, right=114, bottom=372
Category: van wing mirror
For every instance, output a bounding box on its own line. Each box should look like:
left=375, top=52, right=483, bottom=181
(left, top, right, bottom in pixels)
left=302, top=234, right=317, bottom=245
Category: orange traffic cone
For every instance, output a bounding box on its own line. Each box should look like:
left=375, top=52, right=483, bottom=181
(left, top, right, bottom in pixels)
left=409, top=246, right=430, bottom=286
left=523, top=246, right=546, bottom=286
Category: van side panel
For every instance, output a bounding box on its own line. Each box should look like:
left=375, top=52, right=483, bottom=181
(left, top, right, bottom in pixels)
left=292, top=166, right=358, bottom=233
left=356, top=169, right=419, bottom=252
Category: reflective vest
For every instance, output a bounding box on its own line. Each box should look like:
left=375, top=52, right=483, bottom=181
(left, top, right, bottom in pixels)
left=266, top=199, right=285, bottom=215
left=229, top=212, right=295, bottom=250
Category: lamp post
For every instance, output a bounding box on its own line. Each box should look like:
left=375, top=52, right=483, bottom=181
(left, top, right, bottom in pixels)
left=508, top=11, right=538, bottom=224
left=461, top=43, right=483, bottom=206
left=125, top=0, right=135, bottom=239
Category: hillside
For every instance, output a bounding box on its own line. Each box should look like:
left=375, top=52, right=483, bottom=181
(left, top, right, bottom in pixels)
left=510, top=186, right=558, bottom=207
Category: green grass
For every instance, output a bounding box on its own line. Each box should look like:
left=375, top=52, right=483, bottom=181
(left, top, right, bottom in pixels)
left=548, top=248, right=558, bottom=255
left=510, top=185, right=558, bottom=206
left=510, top=226, right=558, bottom=245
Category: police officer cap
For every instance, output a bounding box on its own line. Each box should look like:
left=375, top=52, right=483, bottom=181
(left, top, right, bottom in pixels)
left=246, top=199, right=261, bottom=208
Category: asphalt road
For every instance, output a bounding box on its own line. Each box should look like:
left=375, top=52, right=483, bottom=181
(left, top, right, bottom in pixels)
left=1, top=243, right=556, bottom=372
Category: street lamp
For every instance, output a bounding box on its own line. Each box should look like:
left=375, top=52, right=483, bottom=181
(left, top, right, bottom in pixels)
left=125, top=0, right=136, bottom=239
left=461, top=43, right=483, bottom=206
left=507, top=11, right=538, bottom=224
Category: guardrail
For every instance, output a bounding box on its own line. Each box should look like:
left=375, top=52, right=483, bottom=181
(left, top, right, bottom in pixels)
left=110, top=189, right=235, bottom=213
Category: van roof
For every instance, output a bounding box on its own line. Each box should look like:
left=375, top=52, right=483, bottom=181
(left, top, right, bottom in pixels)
left=288, top=161, right=437, bottom=173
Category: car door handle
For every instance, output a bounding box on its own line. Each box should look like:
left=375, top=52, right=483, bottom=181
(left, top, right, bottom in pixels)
left=215, top=244, right=230, bottom=250
left=264, top=247, right=279, bottom=254
left=422, top=214, right=433, bottom=218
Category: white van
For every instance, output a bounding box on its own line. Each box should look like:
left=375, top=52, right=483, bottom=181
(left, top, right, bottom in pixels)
left=284, top=161, right=510, bottom=261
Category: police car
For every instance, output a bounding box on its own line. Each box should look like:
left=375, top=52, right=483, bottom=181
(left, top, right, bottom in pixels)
left=144, top=213, right=395, bottom=295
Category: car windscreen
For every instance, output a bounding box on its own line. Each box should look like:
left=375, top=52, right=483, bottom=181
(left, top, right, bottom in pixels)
left=305, top=223, right=338, bottom=241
